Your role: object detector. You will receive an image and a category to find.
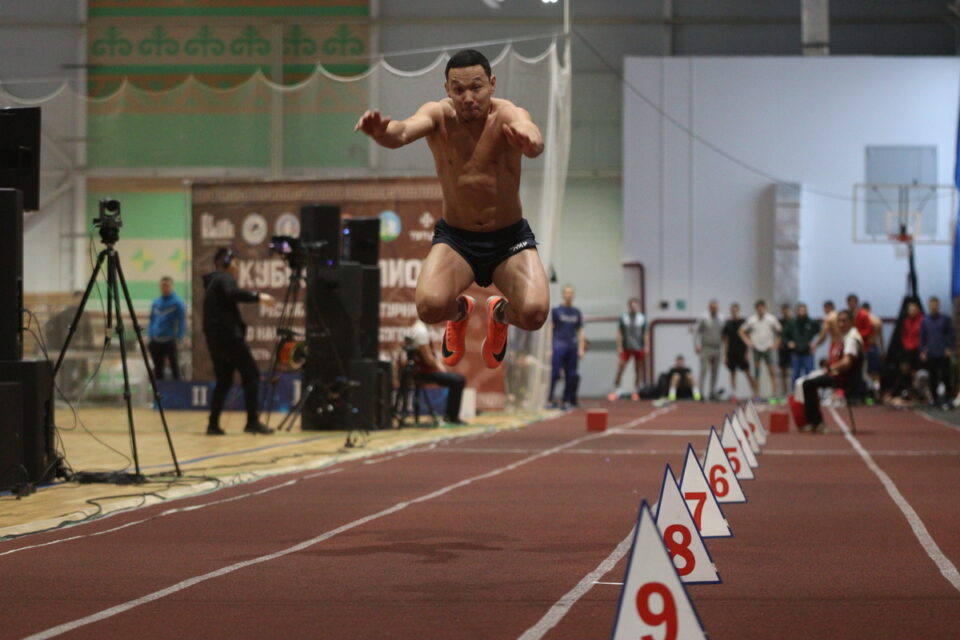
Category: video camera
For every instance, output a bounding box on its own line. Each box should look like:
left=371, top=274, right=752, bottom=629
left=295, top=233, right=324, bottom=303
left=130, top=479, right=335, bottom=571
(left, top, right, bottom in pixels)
left=269, top=235, right=306, bottom=270
left=93, top=198, right=122, bottom=244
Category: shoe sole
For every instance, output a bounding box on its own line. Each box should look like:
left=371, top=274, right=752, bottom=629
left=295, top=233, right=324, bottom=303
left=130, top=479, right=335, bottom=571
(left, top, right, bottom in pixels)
left=481, top=296, right=508, bottom=369
left=441, top=295, right=475, bottom=366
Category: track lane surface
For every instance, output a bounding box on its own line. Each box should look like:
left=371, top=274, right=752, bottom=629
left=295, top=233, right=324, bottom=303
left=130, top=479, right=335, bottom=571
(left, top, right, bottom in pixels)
left=3, top=402, right=960, bottom=639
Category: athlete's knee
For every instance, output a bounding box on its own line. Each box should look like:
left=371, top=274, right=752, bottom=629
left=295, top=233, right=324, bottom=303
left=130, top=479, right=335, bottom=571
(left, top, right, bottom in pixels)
left=511, top=299, right=548, bottom=330
left=416, top=290, right=454, bottom=324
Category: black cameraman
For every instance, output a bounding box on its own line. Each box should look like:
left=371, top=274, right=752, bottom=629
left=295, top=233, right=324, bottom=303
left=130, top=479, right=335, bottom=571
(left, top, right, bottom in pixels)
left=203, top=248, right=276, bottom=435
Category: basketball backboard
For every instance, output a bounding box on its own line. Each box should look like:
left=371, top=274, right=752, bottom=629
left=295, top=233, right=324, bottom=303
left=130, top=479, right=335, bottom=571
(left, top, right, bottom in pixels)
left=853, top=183, right=955, bottom=244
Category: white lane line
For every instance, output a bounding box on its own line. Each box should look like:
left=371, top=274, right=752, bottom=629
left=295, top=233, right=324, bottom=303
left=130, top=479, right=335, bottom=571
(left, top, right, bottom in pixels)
left=0, top=469, right=343, bottom=558
left=518, top=530, right=635, bottom=640
left=22, top=406, right=676, bottom=640
left=594, top=581, right=625, bottom=586
left=829, top=407, right=960, bottom=593
left=431, top=446, right=960, bottom=457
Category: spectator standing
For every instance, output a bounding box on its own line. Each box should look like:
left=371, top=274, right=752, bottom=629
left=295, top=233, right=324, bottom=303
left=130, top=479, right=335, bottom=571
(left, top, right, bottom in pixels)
left=777, top=303, right=793, bottom=399
left=148, top=276, right=187, bottom=380
left=610, top=297, right=647, bottom=401
left=739, top=300, right=783, bottom=398
left=693, top=299, right=724, bottom=401
left=782, top=302, right=820, bottom=385
left=548, top=285, right=585, bottom=409
left=900, top=301, right=924, bottom=368
left=861, top=301, right=884, bottom=396
left=848, top=293, right=873, bottom=344
left=203, top=248, right=276, bottom=435
left=722, top=303, right=756, bottom=400
left=920, top=296, right=955, bottom=407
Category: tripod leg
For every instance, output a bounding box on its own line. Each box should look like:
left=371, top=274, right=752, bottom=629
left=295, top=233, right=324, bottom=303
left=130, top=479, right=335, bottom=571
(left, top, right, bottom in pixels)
left=53, top=249, right=108, bottom=377
left=262, top=272, right=303, bottom=427
left=278, top=382, right=315, bottom=432
left=114, top=254, right=182, bottom=476
left=108, top=253, right=143, bottom=478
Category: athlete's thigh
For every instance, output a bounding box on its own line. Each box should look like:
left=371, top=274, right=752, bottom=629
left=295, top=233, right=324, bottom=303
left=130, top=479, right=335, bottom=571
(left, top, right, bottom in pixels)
left=490, top=249, right=549, bottom=307
left=417, top=243, right=476, bottom=302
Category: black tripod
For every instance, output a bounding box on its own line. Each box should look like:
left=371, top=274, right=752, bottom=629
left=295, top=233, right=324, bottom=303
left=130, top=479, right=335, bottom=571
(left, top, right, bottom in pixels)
left=261, top=261, right=306, bottom=428
left=54, top=230, right=181, bottom=481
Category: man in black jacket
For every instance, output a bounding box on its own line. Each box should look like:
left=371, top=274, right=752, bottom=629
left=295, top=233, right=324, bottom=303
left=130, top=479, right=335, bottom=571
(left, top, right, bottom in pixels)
left=203, top=248, right=276, bottom=435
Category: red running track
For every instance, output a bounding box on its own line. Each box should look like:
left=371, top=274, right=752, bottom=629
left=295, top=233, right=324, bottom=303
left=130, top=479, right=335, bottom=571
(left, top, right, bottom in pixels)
left=1, top=401, right=959, bottom=639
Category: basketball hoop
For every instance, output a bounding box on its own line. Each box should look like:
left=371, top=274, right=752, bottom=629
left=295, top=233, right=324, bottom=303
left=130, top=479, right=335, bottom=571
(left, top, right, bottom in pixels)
left=888, top=232, right=913, bottom=244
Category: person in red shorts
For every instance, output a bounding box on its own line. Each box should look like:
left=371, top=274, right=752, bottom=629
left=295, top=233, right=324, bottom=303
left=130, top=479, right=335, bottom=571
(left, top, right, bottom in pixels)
left=609, top=297, right=647, bottom=401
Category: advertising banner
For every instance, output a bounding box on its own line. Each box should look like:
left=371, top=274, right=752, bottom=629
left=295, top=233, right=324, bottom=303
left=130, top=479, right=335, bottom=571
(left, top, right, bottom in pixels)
left=191, top=178, right=505, bottom=411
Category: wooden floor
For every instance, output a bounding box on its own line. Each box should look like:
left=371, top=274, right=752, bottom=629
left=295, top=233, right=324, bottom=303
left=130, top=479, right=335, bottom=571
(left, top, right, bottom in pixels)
left=0, top=405, right=550, bottom=539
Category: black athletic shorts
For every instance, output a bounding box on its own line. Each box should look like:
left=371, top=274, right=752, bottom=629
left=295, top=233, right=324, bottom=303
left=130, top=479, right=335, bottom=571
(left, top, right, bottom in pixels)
left=432, top=217, right=538, bottom=287
left=726, top=355, right=749, bottom=372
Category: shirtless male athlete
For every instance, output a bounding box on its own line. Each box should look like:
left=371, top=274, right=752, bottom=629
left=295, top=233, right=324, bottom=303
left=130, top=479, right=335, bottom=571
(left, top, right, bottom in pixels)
left=354, top=49, right=549, bottom=368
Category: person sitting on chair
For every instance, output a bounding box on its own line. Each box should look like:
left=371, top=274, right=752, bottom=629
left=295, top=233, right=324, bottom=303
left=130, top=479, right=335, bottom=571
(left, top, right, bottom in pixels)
left=409, top=319, right=466, bottom=425
left=801, top=309, right=864, bottom=433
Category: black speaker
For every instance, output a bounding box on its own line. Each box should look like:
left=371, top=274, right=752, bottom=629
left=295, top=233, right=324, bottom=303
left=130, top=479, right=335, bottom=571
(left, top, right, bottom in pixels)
left=0, top=189, right=23, bottom=361
left=347, top=358, right=379, bottom=430
left=302, top=264, right=362, bottom=430
left=0, top=360, right=55, bottom=484
left=342, top=217, right=380, bottom=266
left=0, top=382, right=26, bottom=491
left=301, top=204, right=340, bottom=268
left=358, top=265, right=380, bottom=359
left=376, top=359, right=393, bottom=428
left=0, top=107, right=41, bottom=211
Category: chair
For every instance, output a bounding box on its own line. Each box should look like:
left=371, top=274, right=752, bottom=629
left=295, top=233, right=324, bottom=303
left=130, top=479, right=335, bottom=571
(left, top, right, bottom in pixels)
left=393, top=358, right=439, bottom=428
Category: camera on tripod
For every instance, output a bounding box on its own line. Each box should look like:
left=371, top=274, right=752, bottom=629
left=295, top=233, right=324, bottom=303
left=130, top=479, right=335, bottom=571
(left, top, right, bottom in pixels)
left=93, top=198, right=122, bottom=244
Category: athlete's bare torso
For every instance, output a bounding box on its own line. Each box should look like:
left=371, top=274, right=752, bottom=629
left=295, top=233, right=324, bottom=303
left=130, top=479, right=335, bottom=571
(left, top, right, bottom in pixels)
left=425, top=97, right=523, bottom=231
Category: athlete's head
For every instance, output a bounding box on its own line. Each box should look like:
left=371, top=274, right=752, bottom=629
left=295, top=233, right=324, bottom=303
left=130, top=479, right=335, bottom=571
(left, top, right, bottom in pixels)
left=755, top=299, right=767, bottom=316
left=729, top=302, right=740, bottom=319
left=561, top=284, right=575, bottom=306
left=846, top=293, right=859, bottom=311
left=708, top=299, right=718, bottom=316
left=628, top=297, right=640, bottom=313
left=159, top=276, right=173, bottom=297
left=796, top=302, right=808, bottom=317
left=929, top=296, right=940, bottom=315
left=444, top=49, right=495, bottom=122
left=780, top=302, right=791, bottom=317
left=907, top=301, right=920, bottom=317
left=823, top=300, right=835, bottom=313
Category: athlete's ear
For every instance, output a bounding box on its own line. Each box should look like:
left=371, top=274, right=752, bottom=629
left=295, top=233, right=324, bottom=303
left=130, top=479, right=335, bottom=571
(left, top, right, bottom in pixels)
left=490, top=75, right=496, bottom=92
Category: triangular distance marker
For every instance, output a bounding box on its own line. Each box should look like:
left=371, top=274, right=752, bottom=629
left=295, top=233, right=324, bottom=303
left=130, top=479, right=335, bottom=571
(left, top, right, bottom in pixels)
left=734, top=405, right=762, bottom=455
left=745, top=400, right=768, bottom=446
left=725, top=413, right=759, bottom=469
left=703, top=426, right=747, bottom=503
left=679, top=444, right=731, bottom=538
left=611, top=500, right=709, bottom=640
left=654, top=464, right=722, bottom=585
left=720, top=416, right=756, bottom=479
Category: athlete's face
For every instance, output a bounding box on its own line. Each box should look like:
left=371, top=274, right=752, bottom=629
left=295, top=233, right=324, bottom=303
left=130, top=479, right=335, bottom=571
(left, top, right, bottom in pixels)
left=907, top=302, right=919, bottom=317
left=562, top=287, right=575, bottom=306
left=628, top=300, right=640, bottom=314
left=160, top=280, right=172, bottom=297
left=797, top=304, right=808, bottom=318
left=730, top=304, right=740, bottom=319
left=708, top=301, right=718, bottom=316
left=445, top=65, right=495, bottom=121
left=929, top=298, right=940, bottom=315
left=837, top=313, right=852, bottom=334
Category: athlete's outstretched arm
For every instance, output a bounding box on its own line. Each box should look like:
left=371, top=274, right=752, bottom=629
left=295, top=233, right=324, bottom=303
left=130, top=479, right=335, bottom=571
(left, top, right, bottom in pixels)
left=354, top=102, right=439, bottom=149
left=501, top=106, right=544, bottom=158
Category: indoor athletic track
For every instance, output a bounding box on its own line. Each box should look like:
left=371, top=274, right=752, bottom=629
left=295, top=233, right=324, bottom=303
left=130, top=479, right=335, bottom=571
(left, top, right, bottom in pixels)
left=3, top=401, right=960, bottom=640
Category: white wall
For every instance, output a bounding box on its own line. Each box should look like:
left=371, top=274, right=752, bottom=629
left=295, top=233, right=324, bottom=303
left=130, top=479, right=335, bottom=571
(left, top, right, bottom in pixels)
left=624, top=57, right=960, bottom=382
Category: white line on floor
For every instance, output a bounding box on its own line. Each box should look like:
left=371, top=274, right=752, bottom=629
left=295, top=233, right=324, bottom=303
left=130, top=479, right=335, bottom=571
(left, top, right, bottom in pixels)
left=0, top=468, right=344, bottom=558
left=20, top=406, right=676, bottom=640
left=829, top=407, right=960, bottom=593
left=518, top=531, right=635, bottom=640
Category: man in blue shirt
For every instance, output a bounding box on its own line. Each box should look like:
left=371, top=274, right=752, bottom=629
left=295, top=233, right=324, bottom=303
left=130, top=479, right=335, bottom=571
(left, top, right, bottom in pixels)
left=920, top=296, right=955, bottom=407
left=548, top=284, right=585, bottom=409
left=148, top=276, right=186, bottom=380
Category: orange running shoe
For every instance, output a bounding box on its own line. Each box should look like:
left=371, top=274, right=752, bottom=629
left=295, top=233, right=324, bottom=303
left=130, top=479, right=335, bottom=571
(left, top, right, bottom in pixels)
left=481, top=296, right=509, bottom=369
left=441, top=295, right=475, bottom=366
